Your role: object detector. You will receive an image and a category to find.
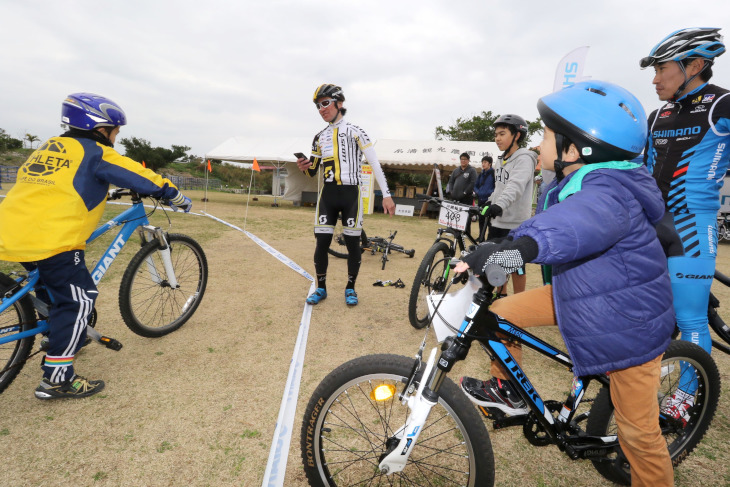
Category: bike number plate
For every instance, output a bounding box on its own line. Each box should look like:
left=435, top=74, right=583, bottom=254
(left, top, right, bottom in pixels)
left=438, top=202, right=469, bottom=231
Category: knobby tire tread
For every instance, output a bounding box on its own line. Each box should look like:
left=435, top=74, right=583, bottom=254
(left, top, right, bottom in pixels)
left=118, top=234, right=208, bottom=337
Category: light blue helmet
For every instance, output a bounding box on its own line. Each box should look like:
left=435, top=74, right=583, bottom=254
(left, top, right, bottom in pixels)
left=640, top=27, right=725, bottom=68
left=537, top=80, right=647, bottom=164
left=62, top=92, right=127, bottom=130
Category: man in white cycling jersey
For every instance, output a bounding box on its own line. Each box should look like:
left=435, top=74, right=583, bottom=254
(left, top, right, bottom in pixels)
left=296, top=84, right=395, bottom=307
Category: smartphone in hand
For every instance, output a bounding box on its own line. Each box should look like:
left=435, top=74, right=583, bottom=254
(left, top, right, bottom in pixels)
left=294, top=152, right=307, bottom=160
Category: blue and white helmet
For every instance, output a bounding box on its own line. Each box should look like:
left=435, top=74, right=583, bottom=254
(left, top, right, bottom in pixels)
left=62, top=92, right=127, bottom=130
left=640, top=27, right=725, bottom=68
left=537, top=80, right=647, bottom=163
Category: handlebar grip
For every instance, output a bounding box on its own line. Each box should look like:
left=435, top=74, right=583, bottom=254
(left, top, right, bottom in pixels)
left=485, top=263, right=507, bottom=287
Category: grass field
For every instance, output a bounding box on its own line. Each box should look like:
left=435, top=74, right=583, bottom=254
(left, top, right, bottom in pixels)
left=0, top=187, right=729, bottom=486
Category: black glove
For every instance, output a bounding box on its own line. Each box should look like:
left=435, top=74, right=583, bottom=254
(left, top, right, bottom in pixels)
left=655, top=212, right=684, bottom=258
left=462, top=236, right=539, bottom=275
left=483, top=204, right=503, bottom=219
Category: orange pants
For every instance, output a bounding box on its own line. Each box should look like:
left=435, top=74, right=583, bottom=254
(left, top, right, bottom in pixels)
left=490, top=285, right=674, bottom=486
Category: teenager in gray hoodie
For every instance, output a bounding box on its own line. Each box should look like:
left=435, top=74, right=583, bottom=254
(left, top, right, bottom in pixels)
left=482, top=114, right=537, bottom=294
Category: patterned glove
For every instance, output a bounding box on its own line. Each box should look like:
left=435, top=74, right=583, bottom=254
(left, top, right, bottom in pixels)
left=483, top=204, right=503, bottom=219
left=168, top=192, right=192, bottom=213
left=482, top=248, right=526, bottom=275
left=462, top=236, right=539, bottom=276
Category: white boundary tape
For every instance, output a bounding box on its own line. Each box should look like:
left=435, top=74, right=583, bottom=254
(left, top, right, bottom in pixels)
left=198, top=211, right=314, bottom=486
left=261, top=280, right=316, bottom=486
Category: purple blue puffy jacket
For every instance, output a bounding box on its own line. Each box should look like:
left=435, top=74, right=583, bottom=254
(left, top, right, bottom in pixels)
left=512, top=162, right=674, bottom=376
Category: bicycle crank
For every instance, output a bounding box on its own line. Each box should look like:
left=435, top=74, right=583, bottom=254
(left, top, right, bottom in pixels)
left=523, top=400, right=563, bottom=446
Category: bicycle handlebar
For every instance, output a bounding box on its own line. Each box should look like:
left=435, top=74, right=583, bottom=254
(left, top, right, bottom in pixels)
left=418, top=196, right=488, bottom=214
left=447, top=259, right=507, bottom=288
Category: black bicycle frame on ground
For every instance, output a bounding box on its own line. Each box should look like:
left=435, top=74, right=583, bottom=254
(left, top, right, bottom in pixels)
left=328, top=229, right=415, bottom=270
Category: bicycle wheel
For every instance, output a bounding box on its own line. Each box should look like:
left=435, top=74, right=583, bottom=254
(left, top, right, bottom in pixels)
left=327, top=228, right=368, bottom=259
left=301, top=354, right=494, bottom=486
left=408, top=241, right=454, bottom=329
left=388, top=243, right=416, bottom=258
left=708, top=295, right=730, bottom=346
left=119, top=233, right=208, bottom=337
left=0, top=273, right=36, bottom=394
left=586, top=340, right=720, bottom=485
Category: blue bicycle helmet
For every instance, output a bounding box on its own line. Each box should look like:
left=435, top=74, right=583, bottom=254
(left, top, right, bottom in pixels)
left=61, top=92, right=127, bottom=130
left=537, top=80, right=647, bottom=165
left=640, top=27, right=725, bottom=69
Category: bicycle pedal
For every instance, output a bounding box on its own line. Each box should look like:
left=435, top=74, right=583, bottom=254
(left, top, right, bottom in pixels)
left=100, top=336, right=123, bottom=351
left=480, top=406, right=527, bottom=429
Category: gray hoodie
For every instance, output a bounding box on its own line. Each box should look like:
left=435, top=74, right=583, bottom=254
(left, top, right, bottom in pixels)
left=490, top=147, right=537, bottom=229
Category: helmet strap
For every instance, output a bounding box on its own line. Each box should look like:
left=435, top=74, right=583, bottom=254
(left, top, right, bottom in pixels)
left=671, top=59, right=711, bottom=101
left=500, top=132, right=520, bottom=161
left=552, top=133, right=584, bottom=180
left=327, top=102, right=344, bottom=124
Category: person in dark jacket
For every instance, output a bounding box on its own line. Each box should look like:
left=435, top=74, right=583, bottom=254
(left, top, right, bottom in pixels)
left=457, top=81, right=675, bottom=486
left=445, top=152, right=477, bottom=205
left=474, top=155, right=495, bottom=236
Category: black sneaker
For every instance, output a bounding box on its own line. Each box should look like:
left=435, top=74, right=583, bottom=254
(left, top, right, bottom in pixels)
left=460, top=376, right=528, bottom=416
left=34, top=375, right=105, bottom=400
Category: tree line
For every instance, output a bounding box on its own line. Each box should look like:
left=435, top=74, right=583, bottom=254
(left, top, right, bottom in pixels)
left=3, top=110, right=539, bottom=176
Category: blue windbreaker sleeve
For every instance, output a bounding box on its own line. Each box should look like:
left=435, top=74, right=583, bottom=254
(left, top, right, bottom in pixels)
left=94, top=145, right=180, bottom=199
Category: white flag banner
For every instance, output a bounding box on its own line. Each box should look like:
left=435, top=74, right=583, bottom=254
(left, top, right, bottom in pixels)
left=553, top=46, right=590, bottom=92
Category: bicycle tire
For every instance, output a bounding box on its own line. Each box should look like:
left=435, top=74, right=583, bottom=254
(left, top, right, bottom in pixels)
left=408, top=241, right=454, bottom=329
left=300, top=354, right=495, bottom=486
left=119, top=233, right=208, bottom=337
left=586, top=340, right=720, bottom=485
left=708, top=297, right=730, bottom=346
left=327, top=229, right=368, bottom=259
left=385, top=243, right=416, bottom=258
left=0, top=273, right=36, bottom=394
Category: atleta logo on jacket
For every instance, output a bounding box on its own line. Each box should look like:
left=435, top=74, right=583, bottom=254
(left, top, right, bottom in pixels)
left=21, top=140, right=71, bottom=180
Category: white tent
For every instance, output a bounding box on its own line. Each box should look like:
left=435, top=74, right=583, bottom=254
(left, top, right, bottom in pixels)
left=205, top=136, right=500, bottom=201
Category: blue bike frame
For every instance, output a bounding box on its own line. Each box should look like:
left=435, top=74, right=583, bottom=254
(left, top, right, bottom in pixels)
left=0, top=199, right=159, bottom=346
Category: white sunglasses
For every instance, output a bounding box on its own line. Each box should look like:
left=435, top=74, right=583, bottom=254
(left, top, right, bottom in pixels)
left=315, top=99, right=337, bottom=110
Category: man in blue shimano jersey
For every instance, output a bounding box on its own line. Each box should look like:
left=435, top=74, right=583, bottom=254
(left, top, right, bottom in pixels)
left=641, top=27, right=730, bottom=423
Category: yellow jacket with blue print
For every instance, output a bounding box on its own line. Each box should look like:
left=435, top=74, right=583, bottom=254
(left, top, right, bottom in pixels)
left=0, top=131, right=181, bottom=262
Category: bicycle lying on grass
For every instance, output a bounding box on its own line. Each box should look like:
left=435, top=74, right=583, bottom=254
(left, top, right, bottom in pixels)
left=328, top=229, right=415, bottom=270
left=409, top=196, right=489, bottom=329
left=301, top=263, right=720, bottom=486
left=0, top=188, right=208, bottom=394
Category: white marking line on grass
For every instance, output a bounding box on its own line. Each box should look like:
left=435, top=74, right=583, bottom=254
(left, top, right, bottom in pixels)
left=197, top=211, right=315, bottom=485
left=262, top=281, right=316, bottom=487
left=201, top=212, right=314, bottom=282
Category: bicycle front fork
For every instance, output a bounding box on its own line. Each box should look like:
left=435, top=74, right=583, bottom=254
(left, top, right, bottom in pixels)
left=378, top=348, right=439, bottom=474
left=138, top=226, right=179, bottom=289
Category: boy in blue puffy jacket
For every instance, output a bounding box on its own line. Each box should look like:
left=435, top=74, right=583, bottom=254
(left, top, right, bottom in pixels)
left=457, top=81, right=675, bottom=486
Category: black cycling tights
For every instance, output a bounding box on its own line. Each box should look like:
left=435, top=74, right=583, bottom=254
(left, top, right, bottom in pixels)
left=313, top=233, right=361, bottom=289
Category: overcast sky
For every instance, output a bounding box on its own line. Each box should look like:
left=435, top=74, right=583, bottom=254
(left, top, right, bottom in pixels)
left=1, top=1, right=728, bottom=158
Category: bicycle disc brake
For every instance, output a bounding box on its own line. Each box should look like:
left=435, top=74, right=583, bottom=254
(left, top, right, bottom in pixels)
left=523, top=400, right=563, bottom=446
